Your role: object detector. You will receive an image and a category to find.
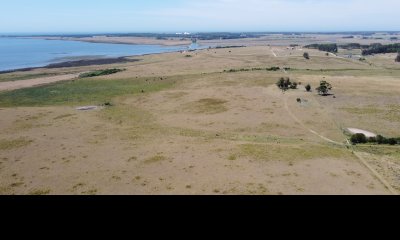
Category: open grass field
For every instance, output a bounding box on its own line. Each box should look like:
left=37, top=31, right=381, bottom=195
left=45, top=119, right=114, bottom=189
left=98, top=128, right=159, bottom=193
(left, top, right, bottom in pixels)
left=1, top=42, right=400, bottom=195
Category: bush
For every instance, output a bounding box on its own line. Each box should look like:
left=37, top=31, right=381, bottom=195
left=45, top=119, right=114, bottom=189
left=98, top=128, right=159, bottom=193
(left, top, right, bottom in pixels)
left=303, top=52, right=310, bottom=60
left=351, top=133, right=367, bottom=144
left=305, top=84, right=312, bottom=92
left=79, top=69, right=125, bottom=78
left=396, top=52, right=400, bottom=62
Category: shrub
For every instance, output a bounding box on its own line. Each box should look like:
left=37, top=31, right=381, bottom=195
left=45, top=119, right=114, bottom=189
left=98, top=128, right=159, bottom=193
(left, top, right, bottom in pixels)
left=350, top=133, right=367, bottom=144
left=303, top=52, right=310, bottom=59
left=396, top=52, right=400, bottom=62
left=305, top=84, right=312, bottom=92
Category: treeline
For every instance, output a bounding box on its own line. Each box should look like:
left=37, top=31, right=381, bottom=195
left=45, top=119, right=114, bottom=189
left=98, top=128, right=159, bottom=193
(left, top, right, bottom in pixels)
left=224, top=67, right=282, bottom=73
left=214, top=45, right=246, bottom=49
left=79, top=69, right=125, bottom=78
left=351, top=134, right=400, bottom=145
left=304, top=44, right=338, bottom=53
left=339, top=43, right=369, bottom=50
left=361, top=43, right=400, bottom=55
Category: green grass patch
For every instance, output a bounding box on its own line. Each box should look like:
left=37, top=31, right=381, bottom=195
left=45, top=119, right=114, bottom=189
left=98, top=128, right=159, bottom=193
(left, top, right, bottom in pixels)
left=79, top=68, right=125, bottom=78
left=185, top=98, right=228, bottom=114
left=143, top=155, right=168, bottom=164
left=0, top=138, right=33, bottom=151
left=355, top=145, right=400, bottom=158
left=0, top=77, right=175, bottom=107
left=238, top=143, right=352, bottom=161
left=29, top=189, right=51, bottom=195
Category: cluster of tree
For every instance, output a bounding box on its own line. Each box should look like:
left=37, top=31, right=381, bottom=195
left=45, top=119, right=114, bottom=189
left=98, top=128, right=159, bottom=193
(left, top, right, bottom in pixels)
left=362, top=43, right=400, bottom=55
left=304, top=44, right=338, bottom=53
left=276, top=77, right=298, bottom=91
left=396, top=52, right=400, bottom=62
left=351, top=134, right=400, bottom=145
left=316, top=81, right=332, bottom=95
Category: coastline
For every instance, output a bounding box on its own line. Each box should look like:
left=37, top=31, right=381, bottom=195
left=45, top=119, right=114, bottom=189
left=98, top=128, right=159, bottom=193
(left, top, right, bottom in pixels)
left=0, top=57, right=139, bottom=74
left=27, top=36, right=193, bottom=46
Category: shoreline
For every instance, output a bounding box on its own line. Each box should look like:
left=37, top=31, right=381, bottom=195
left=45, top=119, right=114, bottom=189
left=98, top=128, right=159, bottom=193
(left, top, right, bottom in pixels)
left=0, top=44, right=212, bottom=74
left=0, top=57, right=140, bottom=74
left=26, top=36, right=194, bottom=47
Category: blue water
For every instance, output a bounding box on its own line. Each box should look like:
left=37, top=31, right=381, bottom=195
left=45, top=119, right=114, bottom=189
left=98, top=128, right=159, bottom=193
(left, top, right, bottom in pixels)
left=0, top=37, right=202, bottom=71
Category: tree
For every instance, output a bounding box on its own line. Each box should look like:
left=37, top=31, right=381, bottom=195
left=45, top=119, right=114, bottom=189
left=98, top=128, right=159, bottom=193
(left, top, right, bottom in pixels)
left=276, top=77, right=297, bottom=91
left=388, top=138, right=398, bottom=145
left=396, top=52, right=400, bottom=62
left=305, top=84, right=312, bottom=92
left=303, top=52, right=310, bottom=60
left=351, top=133, right=367, bottom=144
left=316, top=81, right=332, bottom=95
left=376, top=135, right=386, bottom=144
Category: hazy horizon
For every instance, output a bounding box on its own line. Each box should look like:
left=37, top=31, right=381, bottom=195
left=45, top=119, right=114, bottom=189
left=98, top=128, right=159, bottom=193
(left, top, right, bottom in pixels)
left=1, top=0, right=399, bottom=33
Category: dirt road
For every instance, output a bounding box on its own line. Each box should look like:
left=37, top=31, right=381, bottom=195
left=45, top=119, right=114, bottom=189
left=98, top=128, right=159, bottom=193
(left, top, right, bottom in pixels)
left=0, top=73, right=80, bottom=92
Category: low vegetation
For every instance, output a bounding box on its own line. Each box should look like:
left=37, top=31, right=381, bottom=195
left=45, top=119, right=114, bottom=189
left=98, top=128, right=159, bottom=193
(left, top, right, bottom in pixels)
left=303, top=52, right=310, bottom=60
left=0, top=138, right=33, bottom=150
left=396, top=52, right=400, bottom=62
left=0, top=76, right=175, bottom=107
left=79, top=68, right=125, bottom=78
left=305, top=84, right=312, bottom=92
left=305, top=44, right=338, bottom=53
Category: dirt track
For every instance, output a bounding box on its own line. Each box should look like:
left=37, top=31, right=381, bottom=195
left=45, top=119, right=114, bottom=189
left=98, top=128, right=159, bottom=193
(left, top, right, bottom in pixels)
left=0, top=73, right=80, bottom=92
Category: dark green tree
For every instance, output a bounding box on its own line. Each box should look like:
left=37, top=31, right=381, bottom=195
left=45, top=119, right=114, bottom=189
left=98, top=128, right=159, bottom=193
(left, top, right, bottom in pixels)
left=303, top=52, right=310, bottom=60
left=351, top=134, right=367, bottom=144
left=305, top=84, right=312, bottom=92
left=316, top=81, right=332, bottom=95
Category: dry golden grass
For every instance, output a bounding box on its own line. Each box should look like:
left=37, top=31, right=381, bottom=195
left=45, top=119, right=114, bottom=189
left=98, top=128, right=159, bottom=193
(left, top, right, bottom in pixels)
left=0, top=45, right=399, bottom=195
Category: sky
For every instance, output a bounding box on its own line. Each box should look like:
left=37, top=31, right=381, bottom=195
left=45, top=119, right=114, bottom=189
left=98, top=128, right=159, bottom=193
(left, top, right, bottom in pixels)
left=0, top=0, right=399, bottom=33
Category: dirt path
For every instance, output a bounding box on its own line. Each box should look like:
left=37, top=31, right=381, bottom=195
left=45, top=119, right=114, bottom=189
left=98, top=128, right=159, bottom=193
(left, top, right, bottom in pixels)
left=353, top=151, right=398, bottom=195
left=271, top=49, right=277, bottom=57
left=279, top=87, right=398, bottom=195
left=282, top=93, right=344, bottom=146
left=0, top=73, right=80, bottom=92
